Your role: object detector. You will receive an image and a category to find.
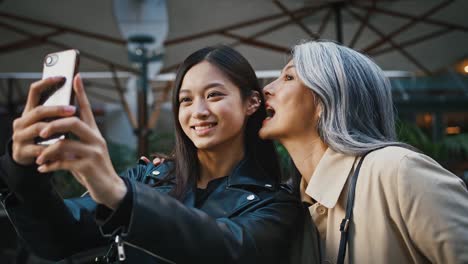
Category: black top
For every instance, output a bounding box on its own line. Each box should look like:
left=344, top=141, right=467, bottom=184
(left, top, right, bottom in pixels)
left=195, top=177, right=227, bottom=208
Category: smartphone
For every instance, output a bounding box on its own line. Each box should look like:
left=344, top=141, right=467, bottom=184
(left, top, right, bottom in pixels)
left=36, top=49, right=80, bottom=145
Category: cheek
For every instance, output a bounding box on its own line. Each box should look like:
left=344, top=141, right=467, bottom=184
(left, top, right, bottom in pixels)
left=178, top=109, right=191, bottom=132
left=278, top=86, right=316, bottom=125
left=216, top=103, right=246, bottom=129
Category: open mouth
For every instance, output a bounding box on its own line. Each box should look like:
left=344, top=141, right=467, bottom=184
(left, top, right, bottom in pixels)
left=265, top=106, right=275, bottom=120
left=191, top=123, right=218, bottom=131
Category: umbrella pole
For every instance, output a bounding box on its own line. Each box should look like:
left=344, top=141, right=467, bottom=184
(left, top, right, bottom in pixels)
left=129, top=35, right=155, bottom=157
left=333, top=3, right=343, bottom=44
left=137, top=49, right=149, bottom=157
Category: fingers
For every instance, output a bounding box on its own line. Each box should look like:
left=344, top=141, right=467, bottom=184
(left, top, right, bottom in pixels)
left=37, top=158, right=84, bottom=174
left=12, top=143, right=46, bottom=165
left=39, top=116, right=101, bottom=144
left=153, top=157, right=165, bottom=166
left=11, top=106, right=74, bottom=166
left=140, top=156, right=150, bottom=164
left=13, top=121, right=48, bottom=142
left=15, top=105, right=76, bottom=130
left=36, top=139, right=91, bottom=166
left=73, top=74, right=97, bottom=129
left=24, top=77, right=66, bottom=113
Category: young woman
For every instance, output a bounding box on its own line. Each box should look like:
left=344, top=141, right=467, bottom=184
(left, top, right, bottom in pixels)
left=259, top=40, right=468, bottom=263
left=0, top=45, right=302, bottom=263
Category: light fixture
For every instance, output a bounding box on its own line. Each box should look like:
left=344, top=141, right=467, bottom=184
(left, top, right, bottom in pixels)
left=446, top=126, right=461, bottom=135
left=455, top=57, right=468, bottom=74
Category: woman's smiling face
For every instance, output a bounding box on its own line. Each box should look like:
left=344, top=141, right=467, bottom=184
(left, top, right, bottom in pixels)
left=178, top=61, right=250, bottom=150
left=259, top=60, right=320, bottom=142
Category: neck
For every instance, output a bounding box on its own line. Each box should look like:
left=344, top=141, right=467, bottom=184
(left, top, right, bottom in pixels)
left=197, top=137, right=245, bottom=189
left=281, top=133, right=327, bottom=185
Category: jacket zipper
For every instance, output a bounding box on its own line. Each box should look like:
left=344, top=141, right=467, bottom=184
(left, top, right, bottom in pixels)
left=115, top=235, right=126, bottom=261
left=119, top=238, right=177, bottom=264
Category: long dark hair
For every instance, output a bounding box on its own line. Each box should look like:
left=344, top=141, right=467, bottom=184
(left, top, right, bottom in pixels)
left=168, top=45, right=282, bottom=200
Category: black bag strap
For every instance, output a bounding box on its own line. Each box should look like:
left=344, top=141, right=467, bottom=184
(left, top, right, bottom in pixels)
left=336, top=146, right=391, bottom=264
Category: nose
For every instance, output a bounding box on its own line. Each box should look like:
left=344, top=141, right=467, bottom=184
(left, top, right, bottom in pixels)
left=192, top=99, right=210, bottom=119
left=263, top=79, right=276, bottom=97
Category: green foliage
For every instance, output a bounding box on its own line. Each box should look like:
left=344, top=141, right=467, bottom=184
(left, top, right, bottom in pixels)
left=148, top=131, right=175, bottom=156
left=275, top=142, right=296, bottom=179
left=107, top=140, right=137, bottom=174
left=51, top=170, right=86, bottom=198
left=396, top=121, right=468, bottom=162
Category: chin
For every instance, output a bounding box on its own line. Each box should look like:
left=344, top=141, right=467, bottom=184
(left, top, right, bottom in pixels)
left=193, top=141, right=214, bottom=150
left=259, top=126, right=275, bottom=140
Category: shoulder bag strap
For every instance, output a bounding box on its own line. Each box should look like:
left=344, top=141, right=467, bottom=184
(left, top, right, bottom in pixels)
left=336, top=145, right=391, bottom=264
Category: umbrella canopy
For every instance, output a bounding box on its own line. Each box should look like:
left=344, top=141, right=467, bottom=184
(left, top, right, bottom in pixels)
left=161, top=0, right=468, bottom=75
left=2, top=0, right=468, bottom=103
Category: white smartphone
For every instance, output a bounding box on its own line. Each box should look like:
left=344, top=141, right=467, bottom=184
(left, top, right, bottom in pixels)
left=36, top=49, right=80, bottom=145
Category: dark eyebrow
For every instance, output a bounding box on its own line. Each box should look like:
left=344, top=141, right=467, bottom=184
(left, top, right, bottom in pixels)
left=281, top=64, right=296, bottom=74
left=179, top=82, right=226, bottom=95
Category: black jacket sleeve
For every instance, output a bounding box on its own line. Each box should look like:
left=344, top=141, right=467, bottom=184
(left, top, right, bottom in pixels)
left=0, top=141, right=107, bottom=260
left=98, top=179, right=302, bottom=264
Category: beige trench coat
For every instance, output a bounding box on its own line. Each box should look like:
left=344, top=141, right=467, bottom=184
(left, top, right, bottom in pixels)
left=301, top=146, right=468, bottom=264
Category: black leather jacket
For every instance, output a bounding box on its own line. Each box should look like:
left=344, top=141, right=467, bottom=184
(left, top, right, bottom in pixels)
left=0, top=142, right=302, bottom=263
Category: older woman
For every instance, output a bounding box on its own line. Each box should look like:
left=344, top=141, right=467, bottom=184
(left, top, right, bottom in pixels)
left=259, top=40, right=468, bottom=263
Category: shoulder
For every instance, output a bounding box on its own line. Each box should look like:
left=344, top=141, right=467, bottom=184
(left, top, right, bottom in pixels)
left=363, top=146, right=423, bottom=176
left=365, top=146, right=414, bottom=166
left=365, top=146, right=451, bottom=179
left=362, top=146, right=464, bottom=194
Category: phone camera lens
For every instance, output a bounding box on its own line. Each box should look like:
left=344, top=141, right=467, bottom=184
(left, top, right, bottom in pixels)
left=44, top=54, right=58, bottom=67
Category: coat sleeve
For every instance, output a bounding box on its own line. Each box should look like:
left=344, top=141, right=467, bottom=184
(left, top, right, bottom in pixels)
left=98, top=179, right=302, bottom=264
left=397, top=152, right=468, bottom=263
left=0, top=140, right=142, bottom=261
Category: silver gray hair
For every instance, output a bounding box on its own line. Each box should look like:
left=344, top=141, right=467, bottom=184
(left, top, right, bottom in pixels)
left=293, top=40, right=404, bottom=155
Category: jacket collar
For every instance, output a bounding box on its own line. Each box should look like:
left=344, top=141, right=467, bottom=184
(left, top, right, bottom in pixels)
left=303, top=148, right=357, bottom=208
left=226, top=155, right=277, bottom=191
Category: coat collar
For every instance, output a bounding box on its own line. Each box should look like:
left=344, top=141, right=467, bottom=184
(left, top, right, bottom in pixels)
left=303, top=148, right=357, bottom=208
left=227, top=155, right=277, bottom=191
left=146, top=155, right=277, bottom=192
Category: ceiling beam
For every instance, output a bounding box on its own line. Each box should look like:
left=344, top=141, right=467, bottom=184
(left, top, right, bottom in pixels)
left=161, top=4, right=327, bottom=73
left=148, top=82, right=171, bottom=129
left=346, top=7, right=432, bottom=75
left=164, top=4, right=322, bottom=46
left=351, top=2, right=468, bottom=33
left=370, top=28, right=453, bottom=56
left=317, top=8, right=333, bottom=36
left=110, top=67, right=138, bottom=129
left=0, top=11, right=126, bottom=45
left=349, top=0, right=376, bottom=48
left=361, top=0, right=455, bottom=53
left=0, top=20, right=139, bottom=74
left=273, top=0, right=320, bottom=39
left=220, top=31, right=289, bottom=53
left=0, top=29, right=65, bottom=54
left=230, top=5, right=326, bottom=47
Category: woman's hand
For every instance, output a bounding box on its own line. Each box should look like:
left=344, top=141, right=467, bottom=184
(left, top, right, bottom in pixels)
left=35, top=74, right=127, bottom=210
left=11, top=77, right=76, bottom=166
